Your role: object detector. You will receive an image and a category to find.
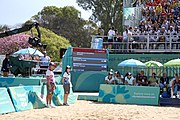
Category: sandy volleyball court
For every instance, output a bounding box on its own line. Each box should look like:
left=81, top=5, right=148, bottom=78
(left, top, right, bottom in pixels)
left=1, top=100, right=180, bottom=120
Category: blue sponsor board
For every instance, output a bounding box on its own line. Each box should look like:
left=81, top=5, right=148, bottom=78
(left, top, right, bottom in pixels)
left=98, top=84, right=160, bottom=105
left=0, top=77, right=41, bottom=87
left=8, top=86, right=46, bottom=112
left=0, top=87, right=15, bottom=114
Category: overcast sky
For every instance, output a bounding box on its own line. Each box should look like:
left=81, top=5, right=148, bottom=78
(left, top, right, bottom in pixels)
left=0, top=0, right=92, bottom=26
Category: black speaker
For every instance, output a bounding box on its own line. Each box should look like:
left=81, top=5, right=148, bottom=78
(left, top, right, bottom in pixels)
left=60, top=48, right=67, bottom=59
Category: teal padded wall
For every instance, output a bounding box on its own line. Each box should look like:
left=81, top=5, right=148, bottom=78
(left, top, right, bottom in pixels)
left=71, top=71, right=107, bottom=92
left=98, top=84, right=160, bottom=105
left=0, top=87, right=15, bottom=114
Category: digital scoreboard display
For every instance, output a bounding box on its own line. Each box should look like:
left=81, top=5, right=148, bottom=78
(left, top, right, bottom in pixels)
left=72, top=48, right=107, bottom=72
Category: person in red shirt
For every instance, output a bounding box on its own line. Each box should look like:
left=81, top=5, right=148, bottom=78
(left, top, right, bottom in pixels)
left=161, top=8, right=167, bottom=17
left=155, top=0, right=161, bottom=4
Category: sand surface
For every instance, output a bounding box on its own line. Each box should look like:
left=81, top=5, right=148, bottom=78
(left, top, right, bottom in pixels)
left=1, top=100, right=180, bottom=120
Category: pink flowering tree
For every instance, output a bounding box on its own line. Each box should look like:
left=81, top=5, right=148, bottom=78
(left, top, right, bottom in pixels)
left=0, top=34, right=30, bottom=54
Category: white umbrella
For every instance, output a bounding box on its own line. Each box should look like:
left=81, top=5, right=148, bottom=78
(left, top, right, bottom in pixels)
left=118, top=59, right=145, bottom=73
left=118, top=59, right=145, bottom=67
left=14, top=48, right=43, bottom=56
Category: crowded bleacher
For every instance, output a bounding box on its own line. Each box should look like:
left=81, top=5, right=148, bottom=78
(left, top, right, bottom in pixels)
left=124, top=0, right=180, bottom=50
left=94, top=0, right=180, bottom=52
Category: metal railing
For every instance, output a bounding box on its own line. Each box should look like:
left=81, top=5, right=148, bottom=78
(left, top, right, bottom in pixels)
left=91, top=34, right=180, bottom=53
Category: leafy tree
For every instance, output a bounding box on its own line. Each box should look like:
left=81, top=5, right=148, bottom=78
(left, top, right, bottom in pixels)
left=0, top=26, right=70, bottom=61
left=77, top=0, right=123, bottom=33
left=31, top=6, right=97, bottom=48
left=0, top=34, right=30, bottom=54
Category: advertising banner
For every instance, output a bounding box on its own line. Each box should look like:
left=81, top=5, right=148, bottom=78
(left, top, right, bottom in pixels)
left=0, top=77, right=41, bottom=87
left=0, top=87, right=15, bottom=114
left=53, top=85, right=77, bottom=105
left=8, top=85, right=77, bottom=112
left=98, top=84, right=160, bottom=105
left=8, top=86, right=45, bottom=112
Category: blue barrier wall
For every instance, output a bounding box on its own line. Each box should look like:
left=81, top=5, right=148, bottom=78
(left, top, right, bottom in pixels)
left=0, top=87, right=15, bottom=114
left=98, top=84, right=160, bottom=105
left=8, top=86, right=46, bottom=112
left=39, top=84, right=77, bottom=105
left=8, top=85, right=77, bottom=112
left=0, top=77, right=41, bottom=87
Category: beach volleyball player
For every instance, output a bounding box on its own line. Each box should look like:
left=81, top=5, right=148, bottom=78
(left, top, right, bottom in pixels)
left=62, top=65, right=72, bottom=106
left=46, top=62, right=56, bottom=108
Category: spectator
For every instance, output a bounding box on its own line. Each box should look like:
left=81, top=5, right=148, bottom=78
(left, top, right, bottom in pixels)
left=126, top=0, right=180, bottom=51
left=114, top=71, right=124, bottom=84
left=97, top=27, right=104, bottom=36
left=137, top=71, right=148, bottom=86
left=105, top=72, right=116, bottom=84
left=172, top=33, right=179, bottom=48
left=39, top=51, right=51, bottom=74
left=132, top=26, right=139, bottom=41
left=171, top=73, right=180, bottom=97
left=107, top=27, right=115, bottom=50
left=123, top=29, right=129, bottom=52
left=114, top=29, right=119, bottom=52
left=158, top=27, right=167, bottom=49
left=1, top=54, right=10, bottom=77
left=149, top=72, right=159, bottom=86
left=124, top=72, right=136, bottom=85
left=128, top=27, right=133, bottom=51
left=160, top=73, right=170, bottom=92
left=150, top=30, right=159, bottom=49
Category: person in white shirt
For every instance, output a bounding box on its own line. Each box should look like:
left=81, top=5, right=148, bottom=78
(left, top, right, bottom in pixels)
left=125, top=72, right=136, bottom=85
left=114, top=71, right=124, bottom=84
left=123, top=29, right=129, bottom=51
left=107, top=27, right=115, bottom=50
left=40, top=51, right=51, bottom=74
left=105, top=72, right=116, bottom=84
left=62, top=65, right=72, bottom=106
left=46, top=62, right=56, bottom=108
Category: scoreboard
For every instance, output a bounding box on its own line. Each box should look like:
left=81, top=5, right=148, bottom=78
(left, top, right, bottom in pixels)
left=72, top=48, right=108, bottom=72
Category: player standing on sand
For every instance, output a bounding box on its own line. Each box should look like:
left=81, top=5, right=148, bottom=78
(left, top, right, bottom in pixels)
left=62, top=65, right=72, bottom=106
left=46, top=62, right=56, bottom=108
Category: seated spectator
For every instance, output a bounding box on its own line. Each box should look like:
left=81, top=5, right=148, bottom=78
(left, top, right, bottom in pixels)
left=105, top=72, right=116, bottom=84
left=158, top=27, right=167, bottom=49
left=159, top=73, right=170, bottom=92
left=171, top=74, right=180, bottom=96
left=150, top=31, right=159, bottom=49
left=124, top=72, right=136, bottom=85
left=137, top=71, right=148, bottom=86
left=114, top=71, right=124, bottom=84
left=172, top=33, right=179, bottom=48
left=149, top=72, right=159, bottom=87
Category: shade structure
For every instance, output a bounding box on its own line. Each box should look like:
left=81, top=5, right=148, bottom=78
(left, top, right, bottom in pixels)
left=118, top=59, right=145, bottom=67
left=14, top=48, right=43, bottom=56
left=164, top=58, right=180, bottom=67
left=145, top=61, right=163, bottom=67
